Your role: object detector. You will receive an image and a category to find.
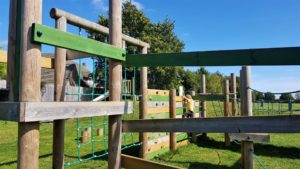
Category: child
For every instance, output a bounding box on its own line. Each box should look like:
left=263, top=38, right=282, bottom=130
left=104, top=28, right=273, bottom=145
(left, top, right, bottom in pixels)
left=182, top=94, right=194, bottom=118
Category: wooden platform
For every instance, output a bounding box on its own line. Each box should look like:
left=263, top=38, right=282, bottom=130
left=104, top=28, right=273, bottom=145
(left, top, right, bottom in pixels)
left=0, top=101, right=133, bottom=122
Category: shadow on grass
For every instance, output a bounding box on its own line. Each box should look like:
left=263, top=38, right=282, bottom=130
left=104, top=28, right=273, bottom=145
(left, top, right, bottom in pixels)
left=0, top=153, right=52, bottom=167
left=197, top=136, right=300, bottom=159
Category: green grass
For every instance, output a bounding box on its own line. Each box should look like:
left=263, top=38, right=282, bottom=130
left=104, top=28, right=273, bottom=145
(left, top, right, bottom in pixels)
left=0, top=101, right=299, bottom=168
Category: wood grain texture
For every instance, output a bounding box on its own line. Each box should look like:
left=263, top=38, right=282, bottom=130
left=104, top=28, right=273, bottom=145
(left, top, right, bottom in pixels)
left=231, top=73, right=237, bottom=116
left=53, top=16, right=67, bottom=169
left=229, top=133, right=270, bottom=142
left=140, top=46, right=148, bottom=159
left=169, top=89, right=176, bottom=150
left=121, top=154, right=183, bottom=169
left=224, top=80, right=230, bottom=147
left=108, top=0, right=122, bottom=168
left=147, top=89, right=169, bottom=96
left=17, top=1, right=42, bottom=169
left=123, top=115, right=300, bottom=133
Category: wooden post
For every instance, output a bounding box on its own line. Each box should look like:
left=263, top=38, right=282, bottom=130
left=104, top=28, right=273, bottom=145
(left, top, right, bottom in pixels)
left=240, top=69, right=244, bottom=117
left=169, top=89, right=176, bottom=150
left=108, top=0, right=122, bottom=168
left=200, top=74, right=206, bottom=118
left=224, top=80, right=230, bottom=147
left=7, top=0, right=17, bottom=100
left=140, top=46, right=148, bottom=159
left=241, top=66, right=254, bottom=169
left=17, top=0, right=42, bottom=169
left=53, top=16, right=67, bottom=169
left=231, top=73, right=237, bottom=116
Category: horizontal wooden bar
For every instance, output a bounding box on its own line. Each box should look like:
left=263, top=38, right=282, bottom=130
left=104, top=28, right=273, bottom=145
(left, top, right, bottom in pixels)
left=121, top=154, right=183, bottom=169
left=123, top=115, right=300, bottom=133
left=193, top=94, right=225, bottom=101
left=147, top=89, right=169, bottom=96
left=32, top=23, right=126, bottom=61
left=0, top=50, right=54, bottom=68
left=229, top=133, right=270, bottom=142
left=50, top=8, right=150, bottom=48
left=0, top=101, right=132, bottom=122
left=126, top=47, right=300, bottom=66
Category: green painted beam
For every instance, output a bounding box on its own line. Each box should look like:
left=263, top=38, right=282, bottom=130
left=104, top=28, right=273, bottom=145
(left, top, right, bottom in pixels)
left=126, top=47, right=300, bottom=66
left=32, top=23, right=126, bottom=61
left=193, top=94, right=226, bottom=101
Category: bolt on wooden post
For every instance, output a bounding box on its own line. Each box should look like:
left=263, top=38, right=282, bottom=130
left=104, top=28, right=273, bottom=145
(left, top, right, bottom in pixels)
left=169, top=89, right=177, bottom=150
left=223, top=80, right=231, bottom=147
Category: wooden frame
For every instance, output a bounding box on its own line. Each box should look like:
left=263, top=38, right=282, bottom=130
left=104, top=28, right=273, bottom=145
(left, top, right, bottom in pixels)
left=123, top=115, right=300, bottom=133
left=0, top=101, right=133, bottom=122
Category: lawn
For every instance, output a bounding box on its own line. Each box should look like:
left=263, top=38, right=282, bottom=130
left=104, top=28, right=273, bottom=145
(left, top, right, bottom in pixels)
left=0, top=101, right=299, bottom=168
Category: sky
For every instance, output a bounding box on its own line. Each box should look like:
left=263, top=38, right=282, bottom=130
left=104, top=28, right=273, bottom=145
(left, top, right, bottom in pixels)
left=0, top=0, right=300, bottom=93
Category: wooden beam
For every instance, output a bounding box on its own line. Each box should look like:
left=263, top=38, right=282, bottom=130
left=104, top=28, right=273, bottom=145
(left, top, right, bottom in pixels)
left=0, top=101, right=133, bottom=122
left=169, top=89, right=176, bottom=150
left=50, top=8, right=150, bottom=48
left=122, top=115, right=300, bottom=133
left=0, top=50, right=54, bottom=69
left=126, top=47, right=300, bottom=67
left=32, top=23, right=126, bottom=61
left=121, top=154, right=183, bottom=169
left=148, top=89, right=169, bottom=96
left=224, top=80, right=230, bottom=147
left=229, top=133, right=270, bottom=143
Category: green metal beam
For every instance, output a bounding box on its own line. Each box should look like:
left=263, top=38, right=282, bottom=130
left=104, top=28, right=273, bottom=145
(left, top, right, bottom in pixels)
left=125, top=47, right=300, bottom=66
left=32, top=23, right=126, bottom=61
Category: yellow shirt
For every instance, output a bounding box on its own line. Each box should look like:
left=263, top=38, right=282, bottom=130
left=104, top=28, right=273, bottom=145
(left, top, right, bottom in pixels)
left=186, top=98, right=194, bottom=112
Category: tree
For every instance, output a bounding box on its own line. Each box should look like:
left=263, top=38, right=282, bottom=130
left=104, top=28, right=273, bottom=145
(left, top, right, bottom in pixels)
left=280, top=93, right=294, bottom=101
left=92, top=2, right=185, bottom=90
left=264, top=92, right=275, bottom=101
left=181, top=70, right=199, bottom=93
left=206, top=72, right=223, bottom=93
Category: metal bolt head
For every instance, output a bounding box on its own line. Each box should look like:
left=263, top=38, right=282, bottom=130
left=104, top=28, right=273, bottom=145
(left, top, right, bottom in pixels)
left=37, top=31, right=43, bottom=37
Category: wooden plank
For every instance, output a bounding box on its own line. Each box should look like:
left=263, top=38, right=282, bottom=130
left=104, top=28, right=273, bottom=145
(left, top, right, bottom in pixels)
left=148, top=107, right=169, bottom=114
left=147, top=89, right=169, bottom=96
left=0, top=101, right=133, bottom=122
left=126, top=47, right=300, bottom=67
left=0, top=50, right=54, bottom=68
left=32, top=23, right=126, bottom=61
left=121, top=154, right=183, bottom=169
left=122, top=115, right=300, bottom=133
left=229, top=133, right=270, bottom=142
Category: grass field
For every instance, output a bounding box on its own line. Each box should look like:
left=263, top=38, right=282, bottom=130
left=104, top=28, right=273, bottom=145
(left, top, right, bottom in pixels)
left=0, top=101, right=299, bottom=168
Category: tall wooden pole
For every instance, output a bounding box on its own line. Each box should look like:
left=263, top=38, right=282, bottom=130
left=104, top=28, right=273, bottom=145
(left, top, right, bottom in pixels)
left=108, top=0, right=122, bottom=168
left=223, top=80, right=230, bottom=147
left=140, top=46, right=148, bottom=159
left=240, top=70, right=244, bottom=117
left=169, top=89, right=177, bottom=150
left=200, top=74, right=206, bottom=118
left=241, top=66, right=254, bottom=169
left=7, top=0, right=17, bottom=101
left=17, top=0, right=42, bottom=169
left=231, top=73, right=237, bottom=116
left=53, top=16, right=67, bottom=169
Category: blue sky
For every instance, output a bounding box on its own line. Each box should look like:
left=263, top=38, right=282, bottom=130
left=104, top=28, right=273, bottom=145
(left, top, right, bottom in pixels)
left=0, top=0, right=300, bottom=93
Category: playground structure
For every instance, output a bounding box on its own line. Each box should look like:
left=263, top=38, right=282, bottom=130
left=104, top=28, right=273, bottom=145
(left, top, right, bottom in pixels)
left=1, top=1, right=300, bottom=169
